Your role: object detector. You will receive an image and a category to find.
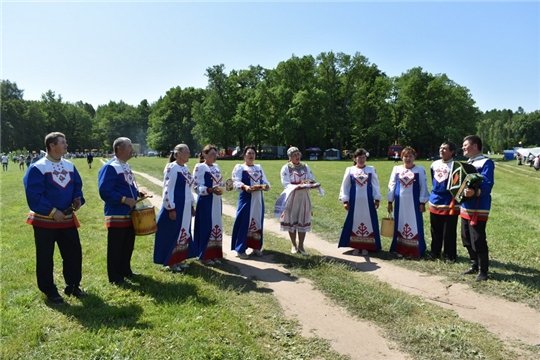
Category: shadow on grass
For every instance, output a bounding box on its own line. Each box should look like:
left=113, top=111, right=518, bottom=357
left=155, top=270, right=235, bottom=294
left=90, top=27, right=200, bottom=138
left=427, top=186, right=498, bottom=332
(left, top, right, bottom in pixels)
left=48, top=293, right=147, bottom=330
left=173, top=261, right=277, bottom=295
left=488, top=259, right=540, bottom=286
left=220, top=254, right=300, bottom=284
left=46, top=272, right=223, bottom=329
left=267, top=249, right=384, bottom=273
left=327, top=250, right=384, bottom=272
left=119, top=273, right=216, bottom=305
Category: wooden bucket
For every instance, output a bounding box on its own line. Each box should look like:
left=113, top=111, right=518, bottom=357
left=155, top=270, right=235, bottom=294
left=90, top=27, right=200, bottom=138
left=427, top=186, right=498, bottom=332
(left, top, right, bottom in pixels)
left=132, top=205, right=157, bottom=236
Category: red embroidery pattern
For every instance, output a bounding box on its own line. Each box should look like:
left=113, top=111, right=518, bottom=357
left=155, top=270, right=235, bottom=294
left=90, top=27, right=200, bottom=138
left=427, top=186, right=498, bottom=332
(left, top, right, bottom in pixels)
left=288, top=164, right=308, bottom=183
left=401, top=223, right=415, bottom=239
left=177, top=227, right=190, bottom=245
left=53, top=168, right=68, bottom=183
left=123, top=168, right=134, bottom=185
left=51, top=161, right=70, bottom=187
left=248, top=167, right=262, bottom=182
left=354, top=222, right=370, bottom=237
left=210, top=224, right=222, bottom=240
left=434, top=165, right=449, bottom=183
left=353, top=170, right=369, bottom=187
left=249, top=218, right=258, bottom=232
left=209, top=166, right=222, bottom=184
left=180, top=166, right=194, bottom=185
left=398, top=169, right=415, bottom=188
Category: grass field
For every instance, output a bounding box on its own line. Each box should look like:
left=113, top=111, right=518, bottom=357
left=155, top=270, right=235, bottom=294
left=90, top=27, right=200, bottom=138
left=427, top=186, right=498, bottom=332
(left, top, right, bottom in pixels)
left=132, top=156, right=540, bottom=309
left=1, top=156, right=538, bottom=359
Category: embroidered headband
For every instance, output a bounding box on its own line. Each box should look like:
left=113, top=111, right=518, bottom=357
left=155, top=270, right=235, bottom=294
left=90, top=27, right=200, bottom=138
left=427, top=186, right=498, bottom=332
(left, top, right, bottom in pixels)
left=287, top=147, right=300, bottom=157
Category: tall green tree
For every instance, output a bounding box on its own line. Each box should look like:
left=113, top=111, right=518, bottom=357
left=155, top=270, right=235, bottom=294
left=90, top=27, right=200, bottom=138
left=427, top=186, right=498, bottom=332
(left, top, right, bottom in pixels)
left=23, top=101, right=48, bottom=152
left=147, top=87, right=204, bottom=154
left=0, top=80, right=26, bottom=152
left=40, top=90, right=68, bottom=134
left=94, top=101, right=141, bottom=153
left=192, top=64, right=237, bottom=150
left=392, top=67, right=479, bottom=156
left=62, top=103, right=93, bottom=152
left=231, top=65, right=272, bottom=150
left=271, top=54, right=323, bottom=151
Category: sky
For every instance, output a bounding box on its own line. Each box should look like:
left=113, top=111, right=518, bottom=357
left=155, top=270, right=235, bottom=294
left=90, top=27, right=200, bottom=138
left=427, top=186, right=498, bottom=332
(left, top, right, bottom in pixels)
left=2, top=1, right=539, bottom=113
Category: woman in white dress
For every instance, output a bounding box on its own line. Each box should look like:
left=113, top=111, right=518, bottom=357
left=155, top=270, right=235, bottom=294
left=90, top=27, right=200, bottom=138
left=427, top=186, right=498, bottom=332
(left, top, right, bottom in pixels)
left=279, top=147, right=319, bottom=256
left=387, top=146, right=429, bottom=258
left=231, top=145, right=271, bottom=259
left=338, top=148, right=382, bottom=255
left=153, top=144, right=195, bottom=272
left=193, top=145, right=224, bottom=265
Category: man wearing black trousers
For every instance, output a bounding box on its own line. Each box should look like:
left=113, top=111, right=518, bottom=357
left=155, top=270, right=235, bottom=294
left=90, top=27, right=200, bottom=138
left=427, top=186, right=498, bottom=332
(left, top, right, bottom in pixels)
left=98, top=137, right=145, bottom=285
left=428, top=142, right=459, bottom=263
left=23, top=132, right=87, bottom=303
left=460, top=135, right=495, bottom=281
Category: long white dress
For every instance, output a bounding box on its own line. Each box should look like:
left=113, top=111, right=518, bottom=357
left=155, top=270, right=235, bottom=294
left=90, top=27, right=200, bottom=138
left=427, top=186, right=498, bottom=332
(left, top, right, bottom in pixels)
left=231, top=163, right=271, bottom=252
left=387, top=165, right=429, bottom=258
left=153, top=162, right=195, bottom=266
left=279, top=162, right=316, bottom=232
left=193, top=162, right=223, bottom=260
left=338, top=165, right=382, bottom=251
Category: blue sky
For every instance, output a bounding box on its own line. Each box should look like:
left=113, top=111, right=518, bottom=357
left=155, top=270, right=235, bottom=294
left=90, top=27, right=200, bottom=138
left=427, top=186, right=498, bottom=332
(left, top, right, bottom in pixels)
left=2, top=1, right=539, bottom=113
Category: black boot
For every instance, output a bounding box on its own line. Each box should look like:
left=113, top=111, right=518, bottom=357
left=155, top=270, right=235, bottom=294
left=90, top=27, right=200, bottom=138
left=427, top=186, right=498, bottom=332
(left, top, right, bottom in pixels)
left=476, top=252, right=489, bottom=281
left=462, top=260, right=478, bottom=275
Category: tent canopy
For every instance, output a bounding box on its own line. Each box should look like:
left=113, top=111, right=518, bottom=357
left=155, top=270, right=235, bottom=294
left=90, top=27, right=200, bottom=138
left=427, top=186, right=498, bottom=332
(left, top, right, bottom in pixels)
left=306, top=147, right=321, bottom=152
left=324, top=148, right=340, bottom=160
left=516, top=147, right=540, bottom=157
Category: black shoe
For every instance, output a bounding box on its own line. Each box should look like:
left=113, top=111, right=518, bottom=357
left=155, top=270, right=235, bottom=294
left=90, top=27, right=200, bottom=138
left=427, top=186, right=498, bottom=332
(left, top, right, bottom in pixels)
left=462, top=267, right=477, bottom=275
left=462, top=261, right=478, bottom=275
left=111, top=279, right=127, bottom=286
left=476, top=272, right=488, bottom=281
left=64, top=286, right=87, bottom=298
left=46, top=293, right=64, bottom=304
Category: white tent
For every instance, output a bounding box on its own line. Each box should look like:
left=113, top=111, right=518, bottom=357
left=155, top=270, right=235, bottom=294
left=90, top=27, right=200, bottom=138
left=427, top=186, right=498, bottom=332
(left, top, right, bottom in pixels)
left=516, top=147, right=540, bottom=157
left=324, top=148, right=340, bottom=160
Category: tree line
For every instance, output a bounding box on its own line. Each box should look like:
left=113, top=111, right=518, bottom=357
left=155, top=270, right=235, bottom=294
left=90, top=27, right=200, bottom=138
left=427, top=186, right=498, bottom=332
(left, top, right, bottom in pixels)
left=2, top=51, right=539, bottom=157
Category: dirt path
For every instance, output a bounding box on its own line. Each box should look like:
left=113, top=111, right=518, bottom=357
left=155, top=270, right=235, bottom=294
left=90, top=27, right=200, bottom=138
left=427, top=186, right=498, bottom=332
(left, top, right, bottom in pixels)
left=133, top=170, right=540, bottom=357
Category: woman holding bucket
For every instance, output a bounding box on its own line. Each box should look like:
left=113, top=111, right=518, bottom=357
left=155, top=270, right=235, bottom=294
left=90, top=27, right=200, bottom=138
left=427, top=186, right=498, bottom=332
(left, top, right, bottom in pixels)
left=153, top=144, right=196, bottom=272
left=193, top=145, right=224, bottom=265
left=386, top=146, right=429, bottom=258
left=338, top=148, right=382, bottom=256
left=231, top=145, right=271, bottom=259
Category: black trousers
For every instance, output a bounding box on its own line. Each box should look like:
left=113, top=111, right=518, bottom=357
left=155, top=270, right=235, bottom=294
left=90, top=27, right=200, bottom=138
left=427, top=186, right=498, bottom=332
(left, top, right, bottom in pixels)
left=33, top=226, right=82, bottom=295
left=461, top=218, right=489, bottom=259
left=107, top=226, right=135, bottom=283
left=430, top=213, right=458, bottom=260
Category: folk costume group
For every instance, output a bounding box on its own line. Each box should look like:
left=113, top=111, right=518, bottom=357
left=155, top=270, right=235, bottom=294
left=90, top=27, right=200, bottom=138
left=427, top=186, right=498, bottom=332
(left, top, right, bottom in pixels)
left=23, top=133, right=494, bottom=304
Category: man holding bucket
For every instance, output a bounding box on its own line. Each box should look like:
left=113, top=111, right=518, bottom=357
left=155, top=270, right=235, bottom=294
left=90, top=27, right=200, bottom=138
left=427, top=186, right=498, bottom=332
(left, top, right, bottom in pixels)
left=98, top=137, right=145, bottom=285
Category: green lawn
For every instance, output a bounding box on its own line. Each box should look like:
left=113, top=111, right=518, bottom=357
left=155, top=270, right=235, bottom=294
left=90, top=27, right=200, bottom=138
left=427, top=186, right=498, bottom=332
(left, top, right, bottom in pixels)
left=1, top=156, right=538, bottom=359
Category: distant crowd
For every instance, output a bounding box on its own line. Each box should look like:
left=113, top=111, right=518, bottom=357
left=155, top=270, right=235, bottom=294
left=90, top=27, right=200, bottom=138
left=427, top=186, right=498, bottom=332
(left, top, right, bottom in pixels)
left=516, top=153, right=540, bottom=170
left=1, top=150, right=160, bottom=172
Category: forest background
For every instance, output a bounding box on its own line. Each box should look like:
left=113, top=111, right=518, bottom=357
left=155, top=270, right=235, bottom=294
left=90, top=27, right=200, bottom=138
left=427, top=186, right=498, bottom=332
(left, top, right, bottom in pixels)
left=2, top=51, right=539, bottom=157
